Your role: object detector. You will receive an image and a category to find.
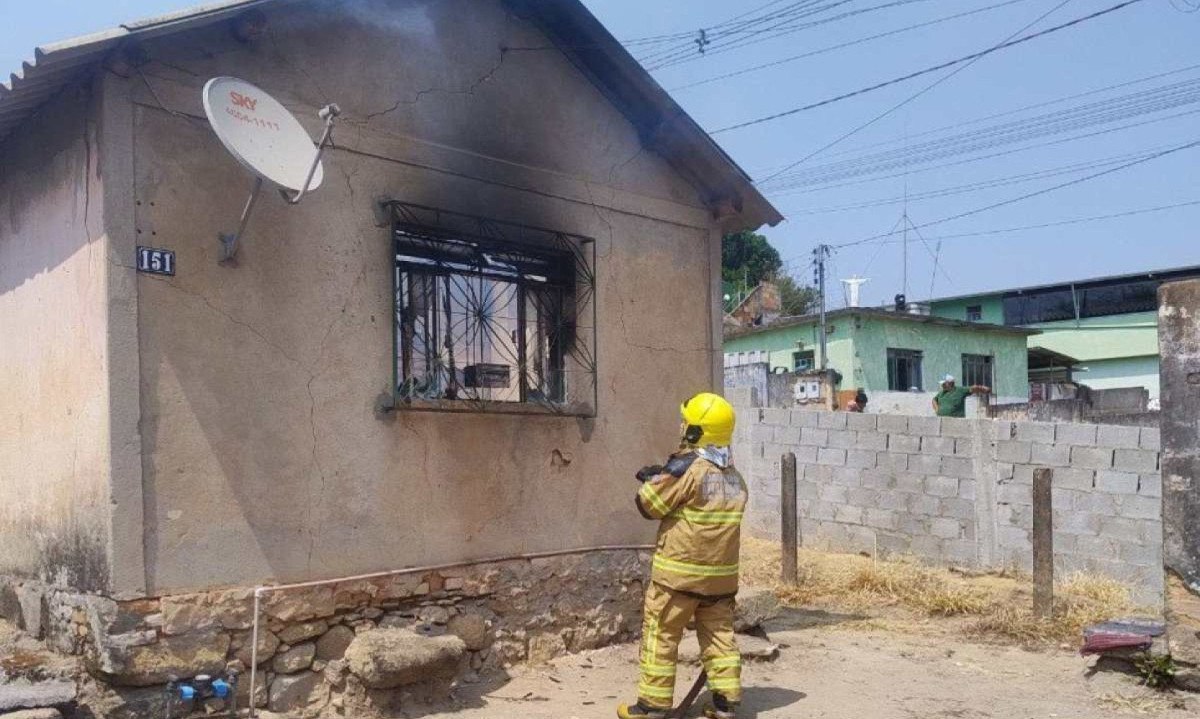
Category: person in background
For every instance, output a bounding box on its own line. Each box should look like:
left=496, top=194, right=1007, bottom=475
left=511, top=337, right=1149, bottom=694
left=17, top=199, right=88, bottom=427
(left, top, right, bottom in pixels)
left=932, top=374, right=990, bottom=418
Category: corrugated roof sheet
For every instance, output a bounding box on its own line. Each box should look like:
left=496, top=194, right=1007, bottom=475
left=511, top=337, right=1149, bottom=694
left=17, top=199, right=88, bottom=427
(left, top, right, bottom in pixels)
left=0, top=0, right=781, bottom=229
left=0, top=0, right=275, bottom=141
left=931, top=263, right=1200, bottom=303
left=725, top=306, right=1041, bottom=341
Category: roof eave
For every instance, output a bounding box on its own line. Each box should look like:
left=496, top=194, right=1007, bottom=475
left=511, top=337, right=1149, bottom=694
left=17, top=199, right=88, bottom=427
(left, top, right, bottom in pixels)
left=725, top=307, right=1039, bottom=340
left=503, top=0, right=782, bottom=231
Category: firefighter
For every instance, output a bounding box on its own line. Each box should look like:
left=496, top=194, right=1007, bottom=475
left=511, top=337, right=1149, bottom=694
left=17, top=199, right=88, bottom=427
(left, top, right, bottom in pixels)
left=618, top=392, right=748, bottom=719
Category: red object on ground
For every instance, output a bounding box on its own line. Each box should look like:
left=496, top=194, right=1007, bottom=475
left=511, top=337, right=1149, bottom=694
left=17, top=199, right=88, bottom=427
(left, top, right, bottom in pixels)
left=1080, top=632, right=1153, bottom=655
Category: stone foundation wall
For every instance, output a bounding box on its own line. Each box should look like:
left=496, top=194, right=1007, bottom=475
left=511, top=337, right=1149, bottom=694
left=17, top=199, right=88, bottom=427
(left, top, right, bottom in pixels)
left=3, top=549, right=648, bottom=717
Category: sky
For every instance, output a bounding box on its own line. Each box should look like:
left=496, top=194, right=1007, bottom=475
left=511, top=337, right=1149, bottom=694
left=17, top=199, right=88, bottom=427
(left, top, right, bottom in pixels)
left=2, top=0, right=1198, bottom=307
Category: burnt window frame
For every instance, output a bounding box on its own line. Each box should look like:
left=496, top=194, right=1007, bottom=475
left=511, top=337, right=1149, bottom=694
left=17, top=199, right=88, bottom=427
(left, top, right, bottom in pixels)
left=886, top=348, right=924, bottom=392
left=386, top=202, right=597, bottom=416
left=961, top=353, right=994, bottom=388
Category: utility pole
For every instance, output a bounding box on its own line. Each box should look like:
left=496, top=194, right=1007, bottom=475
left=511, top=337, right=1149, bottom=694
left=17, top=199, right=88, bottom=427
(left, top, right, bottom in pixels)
left=902, top=183, right=909, bottom=300
left=812, top=244, right=830, bottom=370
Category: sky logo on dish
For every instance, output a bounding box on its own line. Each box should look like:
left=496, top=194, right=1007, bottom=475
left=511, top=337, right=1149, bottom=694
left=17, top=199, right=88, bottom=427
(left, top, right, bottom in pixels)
left=230, top=91, right=258, bottom=112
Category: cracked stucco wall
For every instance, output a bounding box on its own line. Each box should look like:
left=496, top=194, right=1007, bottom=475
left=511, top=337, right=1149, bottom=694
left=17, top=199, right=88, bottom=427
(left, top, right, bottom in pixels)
left=119, top=0, right=730, bottom=594
left=0, top=82, right=113, bottom=591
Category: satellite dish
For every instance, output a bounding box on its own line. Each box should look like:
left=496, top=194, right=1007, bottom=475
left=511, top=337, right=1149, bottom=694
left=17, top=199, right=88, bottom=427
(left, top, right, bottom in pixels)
left=202, top=77, right=340, bottom=263
left=203, top=76, right=324, bottom=192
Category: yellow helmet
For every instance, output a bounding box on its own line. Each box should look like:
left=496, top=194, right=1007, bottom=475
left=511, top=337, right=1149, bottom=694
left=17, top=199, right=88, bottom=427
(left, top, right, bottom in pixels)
left=680, top=392, right=736, bottom=447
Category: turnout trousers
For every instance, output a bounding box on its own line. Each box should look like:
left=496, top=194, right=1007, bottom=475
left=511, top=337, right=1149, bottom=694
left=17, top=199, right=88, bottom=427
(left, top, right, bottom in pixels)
left=636, top=581, right=742, bottom=710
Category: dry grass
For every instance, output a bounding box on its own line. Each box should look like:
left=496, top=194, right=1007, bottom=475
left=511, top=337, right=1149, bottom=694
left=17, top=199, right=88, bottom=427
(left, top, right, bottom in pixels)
left=1098, top=692, right=1189, bottom=714
left=971, top=572, right=1137, bottom=644
left=743, top=537, right=1143, bottom=646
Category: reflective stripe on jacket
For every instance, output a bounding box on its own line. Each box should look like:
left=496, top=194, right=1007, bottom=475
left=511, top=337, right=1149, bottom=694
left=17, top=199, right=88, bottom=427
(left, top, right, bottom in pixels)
left=636, top=451, right=747, bottom=596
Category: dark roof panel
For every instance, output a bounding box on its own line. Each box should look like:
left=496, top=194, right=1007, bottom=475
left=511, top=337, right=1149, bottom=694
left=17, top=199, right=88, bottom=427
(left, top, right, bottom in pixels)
left=932, top=264, right=1200, bottom=303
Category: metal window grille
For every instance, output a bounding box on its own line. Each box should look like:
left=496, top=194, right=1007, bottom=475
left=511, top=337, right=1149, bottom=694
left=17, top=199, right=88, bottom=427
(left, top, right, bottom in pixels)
left=961, top=354, right=994, bottom=388
left=966, top=305, right=982, bottom=322
left=386, top=202, right=596, bottom=415
left=886, top=348, right=923, bottom=391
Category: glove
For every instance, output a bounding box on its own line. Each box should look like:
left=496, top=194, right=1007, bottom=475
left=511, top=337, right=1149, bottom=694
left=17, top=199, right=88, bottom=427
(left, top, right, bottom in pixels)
left=636, top=465, right=665, bottom=483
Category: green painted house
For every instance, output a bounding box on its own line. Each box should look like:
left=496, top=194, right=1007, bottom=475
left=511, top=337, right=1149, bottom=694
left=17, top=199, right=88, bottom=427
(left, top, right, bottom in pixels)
left=928, top=265, right=1200, bottom=405
left=724, top=308, right=1035, bottom=410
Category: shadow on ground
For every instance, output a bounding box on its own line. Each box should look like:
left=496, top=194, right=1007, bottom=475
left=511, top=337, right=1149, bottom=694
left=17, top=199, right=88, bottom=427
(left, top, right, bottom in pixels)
left=741, top=687, right=807, bottom=718
left=762, top=607, right=867, bottom=633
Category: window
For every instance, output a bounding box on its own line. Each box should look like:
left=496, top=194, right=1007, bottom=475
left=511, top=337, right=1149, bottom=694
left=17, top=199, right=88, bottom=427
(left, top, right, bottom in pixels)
left=1002, top=280, right=1165, bottom=325
left=1002, top=289, right=1076, bottom=325
left=961, top=354, right=993, bottom=388
left=887, top=348, right=923, bottom=391
left=388, top=202, right=596, bottom=415
left=793, top=350, right=815, bottom=372
left=1078, top=280, right=1157, bottom=318
left=966, top=305, right=982, bottom=322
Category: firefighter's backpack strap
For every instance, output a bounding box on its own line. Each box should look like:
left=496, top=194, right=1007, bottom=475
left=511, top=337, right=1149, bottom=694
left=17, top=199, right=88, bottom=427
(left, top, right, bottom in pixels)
left=664, top=453, right=698, bottom=477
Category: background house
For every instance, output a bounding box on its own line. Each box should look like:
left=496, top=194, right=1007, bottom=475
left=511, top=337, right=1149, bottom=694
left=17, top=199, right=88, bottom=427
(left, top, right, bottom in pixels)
left=0, top=0, right=779, bottom=703
left=723, top=308, right=1034, bottom=413
left=929, top=265, right=1200, bottom=407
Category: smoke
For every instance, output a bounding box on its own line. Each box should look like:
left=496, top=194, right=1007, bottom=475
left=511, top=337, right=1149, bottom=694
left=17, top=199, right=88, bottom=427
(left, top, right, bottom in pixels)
left=327, top=0, right=439, bottom=40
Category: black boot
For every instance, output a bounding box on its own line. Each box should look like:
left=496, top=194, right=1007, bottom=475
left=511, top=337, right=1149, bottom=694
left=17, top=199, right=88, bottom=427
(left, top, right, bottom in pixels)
left=617, top=700, right=669, bottom=718
left=704, top=693, right=739, bottom=719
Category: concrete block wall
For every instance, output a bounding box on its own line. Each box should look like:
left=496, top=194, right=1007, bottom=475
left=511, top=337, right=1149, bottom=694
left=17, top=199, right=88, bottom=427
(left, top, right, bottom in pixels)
left=735, top=407, right=1164, bottom=605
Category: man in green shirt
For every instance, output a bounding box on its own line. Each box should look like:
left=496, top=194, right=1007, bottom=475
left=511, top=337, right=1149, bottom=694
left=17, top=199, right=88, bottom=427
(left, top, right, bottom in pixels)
left=932, top=375, right=990, bottom=418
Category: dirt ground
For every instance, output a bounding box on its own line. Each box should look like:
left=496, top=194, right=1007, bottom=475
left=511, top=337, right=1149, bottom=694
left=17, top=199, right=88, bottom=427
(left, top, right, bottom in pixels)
left=422, top=608, right=1197, bottom=719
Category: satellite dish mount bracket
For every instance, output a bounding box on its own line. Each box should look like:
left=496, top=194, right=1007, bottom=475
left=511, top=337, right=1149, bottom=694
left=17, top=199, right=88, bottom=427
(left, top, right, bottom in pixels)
left=218, top=103, right=341, bottom=263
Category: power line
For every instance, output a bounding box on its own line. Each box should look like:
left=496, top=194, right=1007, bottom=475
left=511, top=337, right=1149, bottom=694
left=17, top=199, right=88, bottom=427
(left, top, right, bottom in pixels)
left=871, top=198, right=1200, bottom=244
left=906, top=215, right=954, bottom=288
left=635, top=0, right=837, bottom=66
left=754, top=0, right=1075, bottom=184
left=621, top=0, right=799, bottom=45
left=672, top=0, right=1032, bottom=92
left=766, top=61, right=1200, bottom=166
left=759, top=79, right=1200, bottom=192
left=639, top=1, right=861, bottom=66
left=641, top=0, right=857, bottom=69
left=773, top=148, right=1172, bottom=215
left=765, top=107, right=1200, bottom=196
left=780, top=195, right=1200, bottom=274
left=834, top=137, right=1200, bottom=249
left=645, top=0, right=937, bottom=71
left=713, top=0, right=1141, bottom=135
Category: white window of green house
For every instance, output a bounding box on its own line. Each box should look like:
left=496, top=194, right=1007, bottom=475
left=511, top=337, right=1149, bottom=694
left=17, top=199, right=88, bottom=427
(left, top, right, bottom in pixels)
left=887, top=348, right=923, bottom=391
left=388, top=202, right=596, bottom=416
left=962, top=353, right=994, bottom=388
left=793, top=350, right=814, bottom=372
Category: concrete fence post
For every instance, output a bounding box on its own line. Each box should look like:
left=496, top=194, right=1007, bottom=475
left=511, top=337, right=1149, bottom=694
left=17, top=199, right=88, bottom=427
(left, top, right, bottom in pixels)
left=781, top=451, right=798, bottom=585
left=1033, top=467, right=1054, bottom=618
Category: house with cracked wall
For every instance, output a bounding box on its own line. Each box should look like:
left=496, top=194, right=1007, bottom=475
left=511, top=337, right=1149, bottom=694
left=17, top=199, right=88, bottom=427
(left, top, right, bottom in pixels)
left=0, top=0, right=780, bottom=712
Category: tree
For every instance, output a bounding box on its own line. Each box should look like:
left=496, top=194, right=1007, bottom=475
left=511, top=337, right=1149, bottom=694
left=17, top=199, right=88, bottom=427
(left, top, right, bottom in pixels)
left=722, top=231, right=816, bottom=316
left=777, top=275, right=818, bottom=316
left=721, top=231, right=781, bottom=287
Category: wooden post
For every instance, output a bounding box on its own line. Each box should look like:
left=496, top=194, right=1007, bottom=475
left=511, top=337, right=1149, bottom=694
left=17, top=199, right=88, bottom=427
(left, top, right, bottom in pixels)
left=1032, top=468, right=1054, bottom=618
left=781, top=452, right=798, bottom=585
